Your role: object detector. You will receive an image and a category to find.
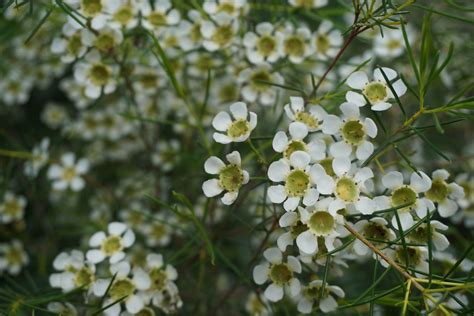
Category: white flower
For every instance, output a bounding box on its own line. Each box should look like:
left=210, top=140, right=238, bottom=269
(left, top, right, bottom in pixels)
left=253, top=247, right=302, bottom=302
left=73, top=50, right=117, bottom=99
left=141, top=216, right=172, bottom=247
left=407, top=220, right=450, bottom=251
left=50, top=22, right=88, bottom=63
left=0, top=70, right=33, bottom=105
left=377, top=171, right=434, bottom=230
left=296, top=280, right=345, bottom=314
left=203, top=0, right=248, bottom=18
left=277, top=211, right=306, bottom=251
left=93, top=260, right=151, bottom=315
left=284, top=96, right=328, bottom=132
left=0, top=192, right=26, bottom=223
left=86, top=222, right=135, bottom=264
left=245, top=292, right=270, bottom=316
left=273, top=122, right=326, bottom=162
left=202, top=151, right=249, bottom=205
left=141, top=0, right=181, bottom=31
left=386, top=246, right=429, bottom=277
left=238, top=63, right=284, bottom=106
left=201, top=12, right=238, bottom=51
left=212, top=102, right=257, bottom=144
left=41, top=102, right=69, bottom=128
left=81, top=26, right=123, bottom=54
left=312, top=20, right=343, bottom=61
left=295, top=198, right=345, bottom=255
left=374, top=26, right=414, bottom=58
left=289, top=0, right=328, bottom=8
left=353, top=217, right=395, bottom=256
left=47, top=153, right=89, bottom=191
left=280, top=24, right=314, bottom=64
left=346, top=67, right=407, bottom=111
left=151, top=140, right=180, bottom=172
left=0, top=240, right=29, bottom=275
left=243, top=22, right=283, bottom=64
left=267, top=151, right=325, bottom=212
left=425, top=169, right=464, bottom=218
left=322, top=102, right=377, bottom=161
left=24, top=138, right=50, bottom=177
left=49, top=250, right=96, bottom=292
left=317, top=157, right=376, bottom=215
left=47, top=302, right=78, bottom=316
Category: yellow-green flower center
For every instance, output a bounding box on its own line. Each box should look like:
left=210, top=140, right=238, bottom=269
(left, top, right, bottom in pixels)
left=218, top=3, right=236, bottom=15
left=363, top=82, right=388, bottom=104
left=284, top=36, right=305, bottom=57
left=256, top=36, right=276, bottom=56
left=150, top=222, right=166, bottom=240
left=364, top=222, right=389, bottom=241
left=109, top=278, right=135, bottom=300
left=5, top=247, right=23, bottom=265
left=113, top=6, right=133, bottom=25
left=149, top=268, right=168, bottom=290
left=94, top=33, right=115, bottom=53
left=227, top=119, right=250, bottom=138
left=100, top=235, right=123, bottom=256
left=148, top=12, right=166, bottom=27
left=89, top=64, right=110, bottom=86
left=2, top=199, right=22, bottom=217
left=335, top=177, right=358, bottom=202
left=308, top=211, right=335, bottom=236
left=219, top=164, right=244, bottom=192
left=250, top=70, right=271, bottom=92
left=295, top=111, right=318, bottom=129
left=212, top=25, right=234, bottom=47
left=218, top=84, right=238, bottom=103
left=391, top=186, right=417, bottom=212
left=74, top=266, right=95, bottom=288
left=341, top=120, right=365, bottom=145
left=395, top=247, right=422, bottom=267
left=81, top=0, right=102, bottom=17
left=284, top=140, right=307, bottom=159
left=67, top=33, right=83, bottom=55
left=425, top=179, right=449, bottom=203
left=285, top=170, right=310, bottom=197
left=304, top=284, right=329, bottom=301
left=269, top=263, right=292, bottom=285
left=408, top=224, right=430, bottom=244
left=135, top=308, right=155, bottom=316
left=62, top=167, right=77, bottom=182
left=315, top=34, right=330, bottom=54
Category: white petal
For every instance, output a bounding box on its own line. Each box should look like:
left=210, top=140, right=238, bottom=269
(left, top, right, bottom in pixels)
left=277, top=232, right=294, bottom=251
left=332, top=156, right=351, bottom=177
left=438, top=199, right=458, bottom=218
left=432, top=233, right=450, bottom=251
left=303, top=188, right=319, bottom=206
left=297, top=298, right=313, bottom=314
left=272, top=131, right=289, bottom=153
left=354, top=167, right=373, bottom=184
left=213, top=133, right=232, bottom=144
left=253, top=263, right=269, bottom=284
left=320, top=295, right=338, bottom=313
left=340, top=102, right=360, bottom=119
left=288, top=277, right=301, bottom=297
left=392, top=79, right=407, bottom=97
left=230, top=101, right=248, bottom=119
left=316, top=175, right=336, bottom=195
left=410, top=171, right=432, bottom=193
left=289, top=122, right=308, bottom=140
left=263, top=247, right=282, bottom=264
left=264, top=283, right=284, bottom=302
left=204, top=156, right=225, bottom=174
left=226, top=151, right=242, bottom=165
left=287, top=256, right=302, bottom=273
left=392, top=212, right=414, bottom=230
left=202, top=179, right=223, bottom=197
left=330, top=141, right=352, bottom=158
left=125, top=295, right=144, bottom=314
left=289, top=151, right=310, bottom=169
left=212, top=111, right=232, bottom=131
left=284, top=197, right=300, bottom=211
left=345, top=91, right=366, bottom=107
left=321, top=115, right=342, bottom=135
left=296, top=230, right=318, bottom=254
left=382, top=171, right=404, bottom=190
left=371, top=101, right=392, bottom=111
left=86, top=249, right=106, bottom=264
left=290, top=96, right=304, bottom=111
left=374, top=67, right=397, bottom=82
left=355, top=197, right=375, bottom=215
left=364, top=118, right=378, bottom=138
left=268, top=160, right=290, bottom=182
left=356, top=141, right=374, bottom=161
left=268, top=185, right=287, bottom=204
left=122, top=229, right=135, bottom=247
left=347, top=71, right=369, bottom=89
left=279, top=211, right=298, bottom=227
left=109, top=222, right=127, bottom=235
left=133, top=268, right=151, bottom=290
left=221, top=191, right=238, bottom=205
left=89, top=231, right=106, bottom=247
